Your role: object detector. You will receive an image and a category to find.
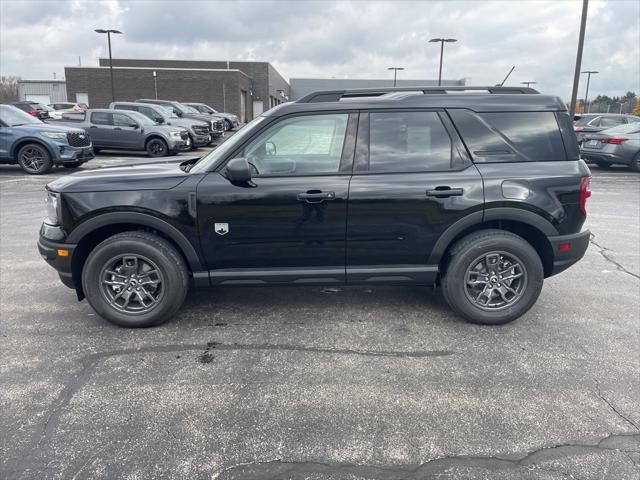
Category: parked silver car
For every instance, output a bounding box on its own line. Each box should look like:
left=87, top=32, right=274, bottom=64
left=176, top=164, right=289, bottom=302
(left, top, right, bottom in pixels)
left=580, top=122, right=640, bottom=171
left=573, top=113, right=640, bottom=143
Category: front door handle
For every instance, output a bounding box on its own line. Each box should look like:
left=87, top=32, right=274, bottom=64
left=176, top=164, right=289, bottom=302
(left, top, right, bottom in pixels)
left=297, top=191, right=336, bottom=203
left=426, top=187, right=464, bottom=198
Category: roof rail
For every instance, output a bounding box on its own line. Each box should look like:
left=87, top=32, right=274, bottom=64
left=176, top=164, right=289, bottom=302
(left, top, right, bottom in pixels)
left=296, top=85, right=539, bottom=103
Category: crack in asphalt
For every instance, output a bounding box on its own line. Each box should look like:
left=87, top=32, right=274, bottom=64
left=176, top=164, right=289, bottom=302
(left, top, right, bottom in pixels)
left=209, top=433, right=640, bottom=479
left=595, top=380, right=640, bottom=432
left=589, top=233, right=640, bottom=280
left=5, top=342, right=455, bottom=478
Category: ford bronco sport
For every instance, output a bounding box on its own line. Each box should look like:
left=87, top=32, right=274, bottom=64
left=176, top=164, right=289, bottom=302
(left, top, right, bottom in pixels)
left=38, top=86, right=591, bottom=327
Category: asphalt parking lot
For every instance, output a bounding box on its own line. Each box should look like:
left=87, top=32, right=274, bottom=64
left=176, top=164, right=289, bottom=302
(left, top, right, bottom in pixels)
left=1, top=156, right=638, bottom=479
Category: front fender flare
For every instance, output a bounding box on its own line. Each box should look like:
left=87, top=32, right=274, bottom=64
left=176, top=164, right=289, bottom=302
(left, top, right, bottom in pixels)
left=67, top=211, right=205, bottom=273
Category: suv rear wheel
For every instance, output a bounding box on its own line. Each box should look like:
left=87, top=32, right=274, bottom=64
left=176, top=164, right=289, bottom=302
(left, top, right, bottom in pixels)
left=17, top=143, right=53, bottom=174
left=441, top=229, right=544, bottom=325
left=631, top=153, right=640, bottom=172
left=82, top=231, right=189, bottom=327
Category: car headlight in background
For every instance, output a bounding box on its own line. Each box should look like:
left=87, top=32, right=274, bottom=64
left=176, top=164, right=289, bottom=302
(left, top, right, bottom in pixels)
left=40, top=131, right=67, bottom=140
left=45, top=191, right=60, bottom=225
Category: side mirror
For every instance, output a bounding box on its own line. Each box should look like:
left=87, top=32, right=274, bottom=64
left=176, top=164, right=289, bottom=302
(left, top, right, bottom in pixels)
left=176, top=111, right=183, bottom=117
left=225, top=157, right=252, bottom=184
left=155, top=117, right=164, bottom=124
left=130, top=123, right=139, bottom=129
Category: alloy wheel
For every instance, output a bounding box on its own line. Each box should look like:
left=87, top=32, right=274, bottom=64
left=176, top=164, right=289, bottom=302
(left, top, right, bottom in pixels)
left=99, top=254, right=164, bottom=314
left=20, top=147, right=46, bottom=172
left=464, top=251, right=528, bottom=311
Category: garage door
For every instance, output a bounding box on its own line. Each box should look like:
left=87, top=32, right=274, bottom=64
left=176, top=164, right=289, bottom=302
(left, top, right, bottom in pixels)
left=25, top=94, right=51, bottom=104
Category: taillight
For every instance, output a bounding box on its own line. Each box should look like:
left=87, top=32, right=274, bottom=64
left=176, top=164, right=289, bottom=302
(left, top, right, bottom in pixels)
left=601, top=137, right=628, bottom=144
left=579, top=176, right=591, bottom=216
left=574, top=126, right=584, bottom=132
left=28, top=110, right=38, bottom=117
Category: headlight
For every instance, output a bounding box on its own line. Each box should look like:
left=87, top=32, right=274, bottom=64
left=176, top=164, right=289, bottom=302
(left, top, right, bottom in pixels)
left=40, top=131, right=67, bottom=140
left=45, top=191, right=60, bottom=225
left=170, top=131, right=183, bottom=138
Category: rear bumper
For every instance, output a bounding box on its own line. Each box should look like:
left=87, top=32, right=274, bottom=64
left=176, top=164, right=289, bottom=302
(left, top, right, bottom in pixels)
left=580, top=151, right=631, bottom=166
left=547, top=229, right=590, bottom=277
left=38, top=224, right=77, bottom=289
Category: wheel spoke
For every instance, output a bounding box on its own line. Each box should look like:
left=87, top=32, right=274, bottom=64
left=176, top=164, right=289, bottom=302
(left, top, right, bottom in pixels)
left=465, top=251, right=527, bottom=311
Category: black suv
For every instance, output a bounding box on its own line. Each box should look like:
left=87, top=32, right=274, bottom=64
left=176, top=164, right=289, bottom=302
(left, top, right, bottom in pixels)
left=38, top=86, right=591, bottom=328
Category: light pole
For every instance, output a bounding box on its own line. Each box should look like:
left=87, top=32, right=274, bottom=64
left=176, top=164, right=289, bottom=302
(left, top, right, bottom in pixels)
left=387, top=67, right=404, bottom=87
left=152, top=71, right=158, bottom=99
left=429, top=38, right=457, bottom=86
left=614, top=101, right=624, bottom=114
left=521, top=81, right=536, bottom=88
left=95, top=28, right=122, bottom=102
left=581, top=70, right=599, bottom=113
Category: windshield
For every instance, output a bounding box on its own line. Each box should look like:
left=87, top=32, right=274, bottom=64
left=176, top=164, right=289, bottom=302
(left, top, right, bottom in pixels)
left=127, top=110, right=156, bottom=126
left=0, top=105, right=43, bottom=126
left=601, top=123, right=640, bottom=135
left=190, top=115, right=267, bottom=173
left=182, top=105, right=200, bottom=114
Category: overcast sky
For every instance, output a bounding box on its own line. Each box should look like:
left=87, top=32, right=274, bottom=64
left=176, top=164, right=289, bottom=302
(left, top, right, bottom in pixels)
left=1, top=0, right=638, bottom=100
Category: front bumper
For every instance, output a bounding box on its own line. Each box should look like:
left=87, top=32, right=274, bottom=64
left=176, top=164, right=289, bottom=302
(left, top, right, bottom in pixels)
left=168, top=139, right=189, bottom=152
left=38, top=225, right=77, bottom=289
left=190, top=132, right=210, bottom=147
left=55, top=145, right=94, bottom=165
left=547, top=229, right=590, bottom=276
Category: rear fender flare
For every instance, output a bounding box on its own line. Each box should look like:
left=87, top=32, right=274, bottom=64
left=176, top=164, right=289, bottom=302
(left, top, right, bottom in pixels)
left=427, top=208, right=558, bottom=265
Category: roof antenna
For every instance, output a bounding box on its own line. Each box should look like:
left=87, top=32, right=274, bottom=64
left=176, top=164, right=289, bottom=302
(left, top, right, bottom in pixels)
left=498, top=66, right=515, bottom=86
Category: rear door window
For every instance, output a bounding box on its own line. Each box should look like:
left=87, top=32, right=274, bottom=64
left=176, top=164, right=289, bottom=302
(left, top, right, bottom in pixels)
left=599, top=116, right=625, bottom=127
left=449, top=110, right=567, bottom=162
left=368, top=111, right=453, bottom=172
left=90, top=112, right=112, bottom=126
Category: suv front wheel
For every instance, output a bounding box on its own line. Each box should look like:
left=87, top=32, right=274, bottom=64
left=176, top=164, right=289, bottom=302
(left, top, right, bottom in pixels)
left=441, top=230, right=544, bottom=325
left=82, top=231, right=189, bottom=327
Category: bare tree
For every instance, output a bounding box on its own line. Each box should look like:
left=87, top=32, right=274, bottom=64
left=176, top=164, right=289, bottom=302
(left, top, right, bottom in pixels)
left=0, top=76, right=21, bottom=102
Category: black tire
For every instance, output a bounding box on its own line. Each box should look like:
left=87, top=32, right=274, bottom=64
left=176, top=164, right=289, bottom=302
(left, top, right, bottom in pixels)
left=631, top=153, right=640, bottom=172
left=146, top=138, right=169, bottom=157
left=596, top=161, right=611, bottom=169
left=17, top=143, right=53, bottom=174
left=224, top=119, right=232, bottom=131
left=189, top=135, right=198, bottom=151
left=441, top=229, right=544, bottom=325
left=82, top=231, right=189, bottom=328
left=63, top=163, right=80, bottom=169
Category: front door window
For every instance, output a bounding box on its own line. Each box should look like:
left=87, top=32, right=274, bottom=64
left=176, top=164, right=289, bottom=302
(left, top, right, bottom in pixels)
left=240, top=114, right=349, bottom=176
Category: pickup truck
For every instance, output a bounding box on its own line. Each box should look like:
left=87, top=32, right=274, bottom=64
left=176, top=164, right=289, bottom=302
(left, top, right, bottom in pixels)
left=47, top=109, right=190, bottom=157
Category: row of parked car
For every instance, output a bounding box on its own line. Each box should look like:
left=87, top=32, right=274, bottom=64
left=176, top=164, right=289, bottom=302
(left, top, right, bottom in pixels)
left=574, top=113, right=640, bottom=171
left=0, top=99, right=242, bottom=174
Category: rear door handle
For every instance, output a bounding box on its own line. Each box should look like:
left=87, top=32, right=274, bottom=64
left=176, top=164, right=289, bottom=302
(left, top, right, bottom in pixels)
left=426, top=187, right=464, bottom=198
left=297, top=191, right=336, bottom=203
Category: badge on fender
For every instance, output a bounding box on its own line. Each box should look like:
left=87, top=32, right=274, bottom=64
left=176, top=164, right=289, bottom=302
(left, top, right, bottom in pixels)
left=214, top=223, right=229, bottom=235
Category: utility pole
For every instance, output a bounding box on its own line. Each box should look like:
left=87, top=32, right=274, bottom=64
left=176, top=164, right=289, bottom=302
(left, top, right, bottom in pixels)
left=569, top=0, right=589, bottom=117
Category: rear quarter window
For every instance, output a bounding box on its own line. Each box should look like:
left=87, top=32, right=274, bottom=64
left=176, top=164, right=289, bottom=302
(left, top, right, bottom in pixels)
left=448, top=110, right=567, bottom=162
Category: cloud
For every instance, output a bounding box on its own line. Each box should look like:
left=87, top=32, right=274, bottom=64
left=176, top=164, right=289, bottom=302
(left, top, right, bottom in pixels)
left=0, top=0, right=638, bottom=100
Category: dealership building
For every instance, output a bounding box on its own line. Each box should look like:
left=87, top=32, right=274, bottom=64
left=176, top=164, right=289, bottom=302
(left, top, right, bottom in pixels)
left=64, top=59, right=290, bottom=122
